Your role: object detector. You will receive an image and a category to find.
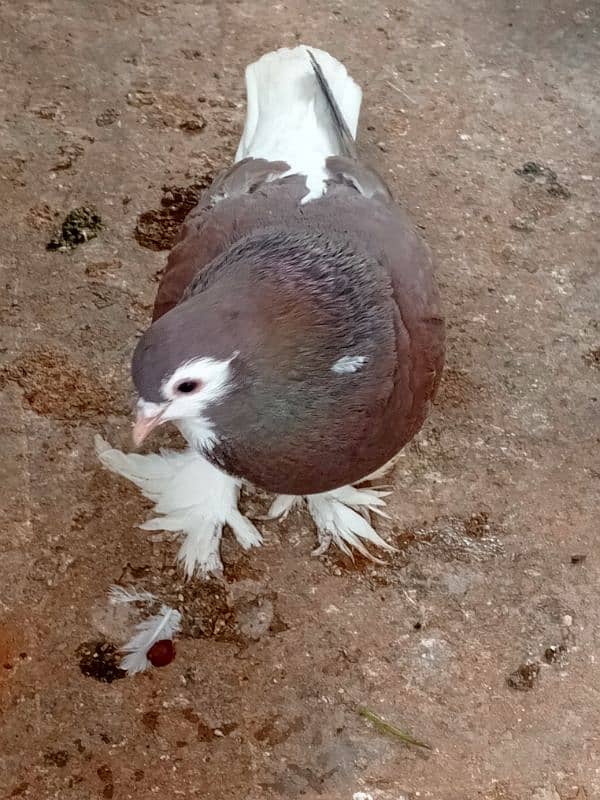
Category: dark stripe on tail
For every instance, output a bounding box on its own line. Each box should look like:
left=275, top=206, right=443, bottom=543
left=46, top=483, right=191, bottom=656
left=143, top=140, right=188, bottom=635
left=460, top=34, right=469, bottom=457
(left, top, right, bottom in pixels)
left=306, top=49, right=358, bottom=160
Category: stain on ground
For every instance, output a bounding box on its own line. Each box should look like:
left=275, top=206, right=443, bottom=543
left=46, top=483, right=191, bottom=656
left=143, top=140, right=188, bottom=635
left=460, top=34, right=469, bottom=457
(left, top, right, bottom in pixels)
left=95, top=108, right=119, bottom=127
left=44, top=750, right=70, bottom=768
left=134, top=179, right=213, bottom=251
left=77, top=641, right=126, bottom=683
left=97, top=765, right=115, bottom=799
left=46, top=206, right=103, bottom=250
left=507, top=661, right=541, bottom=691
left=514, top=161, right=571, bottom=199
left=583, top=347, right=600, bottom=369
left=126, top=88, right=207, bottom=132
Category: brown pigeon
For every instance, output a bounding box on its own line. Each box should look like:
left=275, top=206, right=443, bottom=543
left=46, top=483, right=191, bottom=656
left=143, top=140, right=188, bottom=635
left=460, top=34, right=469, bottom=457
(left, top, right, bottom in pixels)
left=96, top=45, right=445, bottom=576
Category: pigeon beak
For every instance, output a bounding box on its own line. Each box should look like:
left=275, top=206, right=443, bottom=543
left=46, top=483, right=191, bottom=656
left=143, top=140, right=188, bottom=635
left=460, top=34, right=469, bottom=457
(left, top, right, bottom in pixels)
left=132, top=403, right=169, bottom=447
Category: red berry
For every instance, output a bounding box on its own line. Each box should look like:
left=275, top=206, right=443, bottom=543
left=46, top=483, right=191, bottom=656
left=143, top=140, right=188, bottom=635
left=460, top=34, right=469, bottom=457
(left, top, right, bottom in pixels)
left=147, top=639, right=175, bottom=667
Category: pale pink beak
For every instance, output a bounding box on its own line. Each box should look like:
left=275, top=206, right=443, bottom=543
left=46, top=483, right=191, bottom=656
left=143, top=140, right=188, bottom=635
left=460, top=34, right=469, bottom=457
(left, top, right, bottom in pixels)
left=132, top=406, right=168, bottom=447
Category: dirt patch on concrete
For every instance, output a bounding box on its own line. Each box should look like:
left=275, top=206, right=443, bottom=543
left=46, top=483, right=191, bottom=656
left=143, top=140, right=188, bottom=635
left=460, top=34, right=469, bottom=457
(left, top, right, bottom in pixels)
left=1, top=348, right=128, bottom=420
left=47, top=206, right=104, bottom=251
left=135, top=179, right=214, bottom=250
left=434, top=366, right=479, bottom=409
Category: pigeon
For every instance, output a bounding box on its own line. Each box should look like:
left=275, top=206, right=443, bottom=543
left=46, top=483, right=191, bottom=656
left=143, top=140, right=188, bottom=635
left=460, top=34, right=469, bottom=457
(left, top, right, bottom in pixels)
left=96, top=45, right=445, bottom=576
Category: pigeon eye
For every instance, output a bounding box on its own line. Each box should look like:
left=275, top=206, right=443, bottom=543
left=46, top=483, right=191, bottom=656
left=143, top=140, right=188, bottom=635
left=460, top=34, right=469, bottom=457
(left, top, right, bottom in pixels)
left=175, top=380, right=200, bottom=394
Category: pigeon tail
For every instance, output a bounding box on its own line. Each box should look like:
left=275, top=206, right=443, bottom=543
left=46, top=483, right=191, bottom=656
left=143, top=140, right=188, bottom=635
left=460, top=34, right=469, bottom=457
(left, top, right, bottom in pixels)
left=94, top=436, right=262, bottom=578
left=305, top=48, right=358, bottom=160
left=235, top=45, right=362, bottom=201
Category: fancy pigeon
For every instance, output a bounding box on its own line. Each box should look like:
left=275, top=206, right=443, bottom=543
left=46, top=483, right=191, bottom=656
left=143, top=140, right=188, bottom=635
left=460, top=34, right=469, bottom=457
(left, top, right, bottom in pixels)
left=96, top=45, right=445, bottom=576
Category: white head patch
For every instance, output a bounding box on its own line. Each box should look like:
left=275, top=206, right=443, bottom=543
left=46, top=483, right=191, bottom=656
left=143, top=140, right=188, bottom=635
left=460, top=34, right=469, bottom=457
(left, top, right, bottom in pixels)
left=141, top=355, right=236, bottom=452
left=161, top=355, right=235, bottom=405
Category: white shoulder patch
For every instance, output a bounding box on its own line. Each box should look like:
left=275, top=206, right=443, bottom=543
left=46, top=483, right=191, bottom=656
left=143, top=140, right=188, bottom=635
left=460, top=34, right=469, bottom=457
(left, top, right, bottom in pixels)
left=332, top=355, right=368, bottom=374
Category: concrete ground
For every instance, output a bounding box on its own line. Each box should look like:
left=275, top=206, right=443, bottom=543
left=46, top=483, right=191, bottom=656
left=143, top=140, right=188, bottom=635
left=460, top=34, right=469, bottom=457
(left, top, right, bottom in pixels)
left=0, top=1, right=598, bottom=798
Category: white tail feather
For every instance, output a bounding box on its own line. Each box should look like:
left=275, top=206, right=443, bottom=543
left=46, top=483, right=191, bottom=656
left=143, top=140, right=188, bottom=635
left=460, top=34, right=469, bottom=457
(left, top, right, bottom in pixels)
left=236, top=45, right=362, bottom=201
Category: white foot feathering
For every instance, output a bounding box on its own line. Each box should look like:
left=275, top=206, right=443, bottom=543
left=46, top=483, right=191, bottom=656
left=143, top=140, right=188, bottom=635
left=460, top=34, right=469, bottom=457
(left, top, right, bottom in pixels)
left=94, top=436, right=262, bottom=577
left=268, top=485, right=396, bottom=562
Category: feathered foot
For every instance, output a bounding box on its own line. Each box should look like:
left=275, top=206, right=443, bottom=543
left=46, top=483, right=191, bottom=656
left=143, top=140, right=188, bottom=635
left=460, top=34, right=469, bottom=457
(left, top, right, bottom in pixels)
left=95, top=436, right=262, bottom=578
left=268, top=484, right=395, bottom=562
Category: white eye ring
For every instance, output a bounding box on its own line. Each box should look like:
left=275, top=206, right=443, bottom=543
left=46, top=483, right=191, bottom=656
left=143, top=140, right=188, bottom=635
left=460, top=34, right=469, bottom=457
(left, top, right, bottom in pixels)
left=174, top=380, right=202, bottom=395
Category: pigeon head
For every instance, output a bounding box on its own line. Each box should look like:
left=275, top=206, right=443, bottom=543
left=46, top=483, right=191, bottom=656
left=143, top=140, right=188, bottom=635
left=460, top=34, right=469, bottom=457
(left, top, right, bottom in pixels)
left=130, top=227, right=392, bottom=453
left=130, top=290, right=245, bottom=448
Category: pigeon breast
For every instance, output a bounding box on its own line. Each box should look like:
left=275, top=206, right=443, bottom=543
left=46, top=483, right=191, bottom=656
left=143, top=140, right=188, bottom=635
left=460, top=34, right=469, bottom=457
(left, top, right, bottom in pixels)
left=147, top=158, right=445, bottom=495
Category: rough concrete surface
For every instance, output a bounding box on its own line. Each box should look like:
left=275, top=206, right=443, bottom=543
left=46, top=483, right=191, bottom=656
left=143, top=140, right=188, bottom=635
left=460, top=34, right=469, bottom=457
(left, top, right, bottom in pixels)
left=0, top=1, right=598, bottom=798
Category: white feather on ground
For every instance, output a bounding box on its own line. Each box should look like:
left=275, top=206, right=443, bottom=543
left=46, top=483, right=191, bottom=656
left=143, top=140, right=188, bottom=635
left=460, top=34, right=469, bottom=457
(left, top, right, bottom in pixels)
left=120, top=605, right=182, bottom=675
left=109, top=585, right=157, bottom=605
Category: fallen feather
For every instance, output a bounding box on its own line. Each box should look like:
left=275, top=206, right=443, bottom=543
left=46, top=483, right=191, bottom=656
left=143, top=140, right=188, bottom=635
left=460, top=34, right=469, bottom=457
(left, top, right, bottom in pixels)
left=120, top=604, right=182, bottom=675
left=109, top=585, right=158, bottom=605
